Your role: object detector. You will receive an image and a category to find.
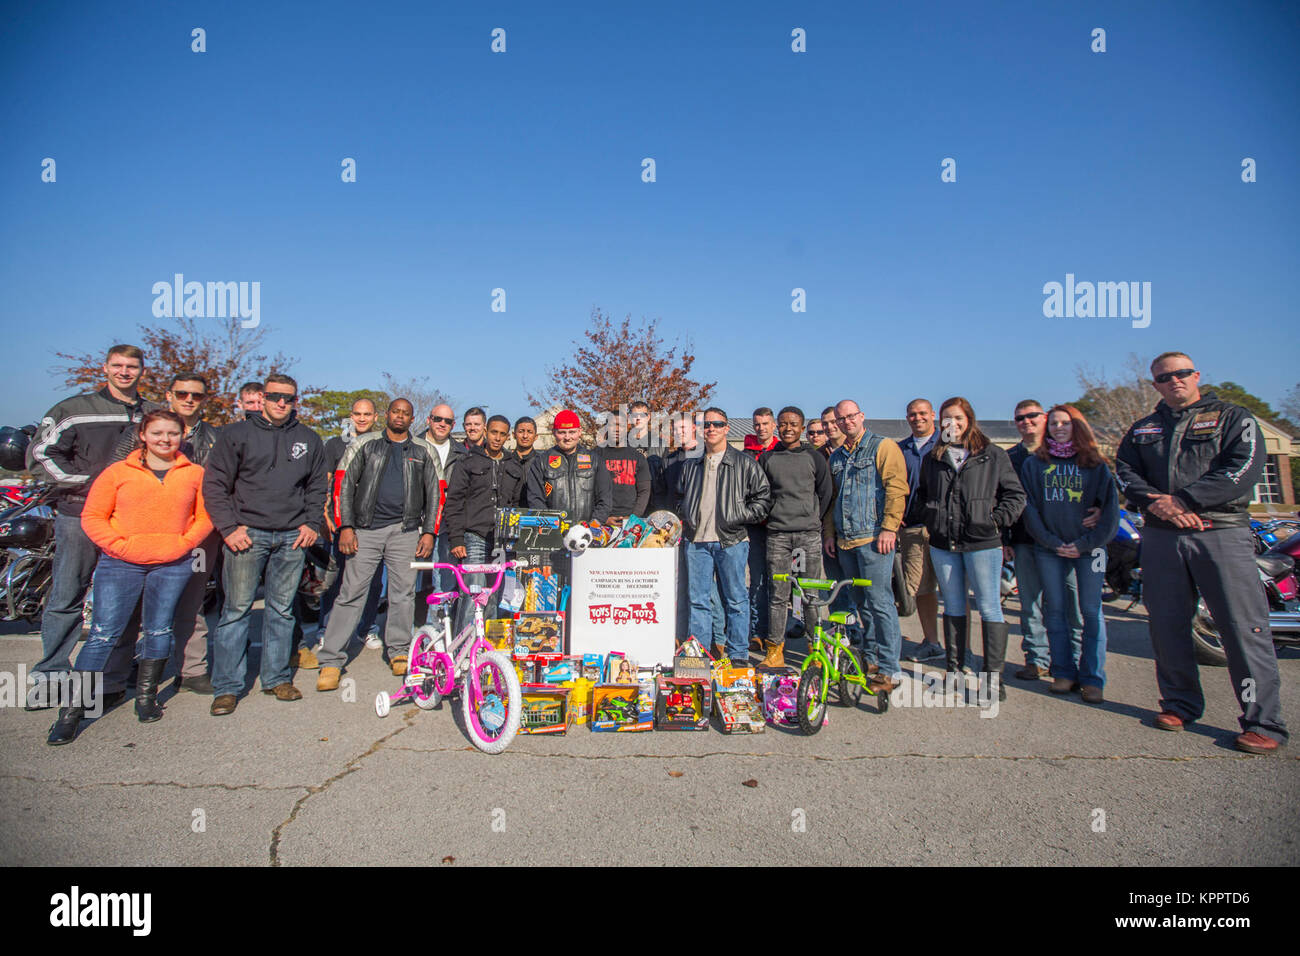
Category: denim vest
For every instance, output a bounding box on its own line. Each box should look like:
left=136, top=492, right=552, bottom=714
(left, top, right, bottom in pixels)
left=829, top=432, right=885, bottom=540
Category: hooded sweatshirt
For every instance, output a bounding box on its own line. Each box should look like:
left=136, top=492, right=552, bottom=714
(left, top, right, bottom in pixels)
left=81, top=452, right=212, bottom=564
left=202, top=412, right=328, bottom=536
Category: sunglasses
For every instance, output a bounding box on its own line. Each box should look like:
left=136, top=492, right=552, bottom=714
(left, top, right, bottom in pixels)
left=1154, top=368, right=1196, bottom=385
left=171, top=390, right=206, bottom=401
left=702, top=421, right=727, bottom=429
left=1014, top=412, right=1044, bottom=422
left=264, top=392, right=297, bottom=404
left=429, top=415, right=454, bottom=425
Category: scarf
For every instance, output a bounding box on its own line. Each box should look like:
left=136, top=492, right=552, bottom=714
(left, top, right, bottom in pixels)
left=1046, top=437, right=1075, bottom=458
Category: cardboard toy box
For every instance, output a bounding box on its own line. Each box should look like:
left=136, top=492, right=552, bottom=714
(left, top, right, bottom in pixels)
left=562, top=677, right=595, bottom=724
left=713, top=664, right=764, bottom=734
left=537, top=656, right=582, bottom=684
left=671, top=638, right=713, bottom=680
left=512, top=611, right=564, bottom=657
left=590, top=682, right=654, bottom=732
left=484, top=618, right=514, bottom=653
left=760, top=671, right=801, bottom=727
left=519, top=684, right=570, bottom=735
left=654, top=675, right=711, bottom=731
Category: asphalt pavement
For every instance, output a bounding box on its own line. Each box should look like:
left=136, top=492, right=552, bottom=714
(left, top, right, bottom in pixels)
left=2, top=597, right=1296, bottom=866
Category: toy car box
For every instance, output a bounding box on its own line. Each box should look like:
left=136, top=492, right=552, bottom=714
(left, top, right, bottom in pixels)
left=654, top=675, right=711, bottom=731
left=512, top=611, right=564, bottom=657
left=580, top=653, right=604, bottom=683
left=713, top=664, right=764, bottom=734
left=518, top=684, right=570, bottom=735
left=590, top=682, right=654, bottom=732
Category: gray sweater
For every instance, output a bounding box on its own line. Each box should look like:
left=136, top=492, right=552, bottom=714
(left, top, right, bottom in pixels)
left=1018, top=454, right=1120, bottom=553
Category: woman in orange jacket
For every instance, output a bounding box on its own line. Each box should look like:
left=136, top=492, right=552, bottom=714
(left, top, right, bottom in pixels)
left=48, top=410, right=213, bottom=745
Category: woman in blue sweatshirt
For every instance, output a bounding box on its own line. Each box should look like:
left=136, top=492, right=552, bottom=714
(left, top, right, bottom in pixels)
left=1019, top=405, right=1119, bottom=703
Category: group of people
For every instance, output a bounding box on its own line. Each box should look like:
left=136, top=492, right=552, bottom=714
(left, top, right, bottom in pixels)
left=21, top=346, right=1288, bottom=755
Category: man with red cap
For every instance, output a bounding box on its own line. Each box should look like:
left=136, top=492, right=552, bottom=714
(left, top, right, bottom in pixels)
left=525, top=409, right=610, bottom=523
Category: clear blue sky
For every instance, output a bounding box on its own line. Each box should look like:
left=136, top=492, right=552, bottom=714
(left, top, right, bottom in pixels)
left=2, top=0, right=1297, bottom=428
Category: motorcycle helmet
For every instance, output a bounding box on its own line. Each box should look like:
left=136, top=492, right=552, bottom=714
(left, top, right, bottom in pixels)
left=0, top=426, right=31, bottom=472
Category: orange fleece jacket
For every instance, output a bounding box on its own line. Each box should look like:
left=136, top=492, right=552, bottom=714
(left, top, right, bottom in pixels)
left=81, top=453, right=213, bottom=564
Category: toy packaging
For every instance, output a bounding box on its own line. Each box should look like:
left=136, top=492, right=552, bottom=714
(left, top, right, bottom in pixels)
left=519, top=684, right=570, bottom=735
left=714, top=664, right=764, bottom=734
left=581, top=653, right=604, bottom=683
left=605, top=651, right=638, bottom=685
left=590, top=683, right=654, bottom=732
left=494, top=507, right=569, bottom=567
left=539, top=656, right=581, bottom=684
left=672, top=638, right=712, bottom=680
left=563, top=677, right=595, bottom=725
left=654, top=675, right=711, bottom=731
left=611, top=515, right=650, bottom=548
left=761, top=671, right=800, bottom=727
left=484, top=617, right=514, bottom=653
left=512, top=611, right=564, bottom=657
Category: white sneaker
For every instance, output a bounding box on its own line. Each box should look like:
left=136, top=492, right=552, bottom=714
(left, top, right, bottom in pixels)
left=364, top=627, right=383, bottom=650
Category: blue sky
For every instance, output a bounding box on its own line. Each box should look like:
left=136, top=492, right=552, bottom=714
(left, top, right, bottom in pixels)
left=2, top=0, right=1297, bottom=427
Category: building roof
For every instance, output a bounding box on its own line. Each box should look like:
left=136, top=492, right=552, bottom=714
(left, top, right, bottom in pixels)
left=726, top=418, right=1022, bottom=448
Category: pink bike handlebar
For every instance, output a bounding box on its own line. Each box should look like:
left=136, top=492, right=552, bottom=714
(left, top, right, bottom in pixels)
left=409, top=560, right=518, bottom=604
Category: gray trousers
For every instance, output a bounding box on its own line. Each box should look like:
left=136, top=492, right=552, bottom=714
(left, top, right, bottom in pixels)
left=767, top=529, right=824, bottom=645
left=1143, top=525, right=1287, bottom=743
left=318, top=525, right=419, bottom=669
left=169, top=532, right=219, bottom=679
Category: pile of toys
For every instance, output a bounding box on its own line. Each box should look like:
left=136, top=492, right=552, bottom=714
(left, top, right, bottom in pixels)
left=482, top=626, right=805, bottom=735
left=562, top=510, right=684, bottom=552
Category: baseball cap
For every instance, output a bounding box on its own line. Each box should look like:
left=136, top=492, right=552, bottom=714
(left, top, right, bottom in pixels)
left=553, top=410, right=581, bottom=430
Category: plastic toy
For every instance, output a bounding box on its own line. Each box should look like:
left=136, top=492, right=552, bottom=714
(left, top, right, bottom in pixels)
left=654, top=676, right=711, bottom=731
left=714, top=663, right=764, bottom=733
left=581, top=653, right=604, bottom=683
left=378, top=561, right=522, bottom=755
left=642, top=510, right=684, bottom=547
left=540, top=657, right=579, bottom=684
left=590, top=683, right=654, bottom=732
left=672, top=637, right=712, bottom=679
left=761, top=672, right=800, bottom=726
left=484, top=617, right=514, bottom=652
left=519, top=685, right=570, bottom=734
left=512, top=611, right=564, bottom=657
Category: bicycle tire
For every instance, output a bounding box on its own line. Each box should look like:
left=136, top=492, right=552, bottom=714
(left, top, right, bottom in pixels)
left=796, top=661, right=828, bottom=735
left=461, top=650, right=522, bottom=754
left=834, top=642, right=866, bottom=708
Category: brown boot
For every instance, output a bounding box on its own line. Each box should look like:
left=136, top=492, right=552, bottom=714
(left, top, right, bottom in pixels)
left=760, top=641, right=785, bottom=669
left=292, top=645, right=320, bottom=670
left=390, top=655, right=408, bottom=677
left=316, top=667, right=341, bottom=692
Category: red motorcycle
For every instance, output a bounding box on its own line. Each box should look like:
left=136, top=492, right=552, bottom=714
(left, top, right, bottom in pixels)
left=1192, top=527, right=1300, bottom=666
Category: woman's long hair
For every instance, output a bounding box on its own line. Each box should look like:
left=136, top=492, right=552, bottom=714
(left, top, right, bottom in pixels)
left=1036, top=404, right=1106, bottom=468
left=134, top=409, right=187, bottom=464
left=931, top=396, right=989, bottom=458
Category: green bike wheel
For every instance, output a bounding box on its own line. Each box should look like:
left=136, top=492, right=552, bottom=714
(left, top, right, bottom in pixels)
left=797, top=660, right=828, bottom=735
left=834, top=641, right=866, bottom=708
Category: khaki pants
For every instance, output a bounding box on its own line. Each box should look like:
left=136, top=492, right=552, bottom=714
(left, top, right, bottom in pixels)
left=898, top=525, right=936, bottom=596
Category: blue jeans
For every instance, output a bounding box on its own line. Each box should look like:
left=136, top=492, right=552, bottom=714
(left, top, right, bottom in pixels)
left=1014, top=541, right=1081, bottom=670
left=676, top=546, right=724, bottom=643
left=839, top=543, right=903, bottom=677
left=212, top=528, right=306, bottom=697
left=747, top=524, right=769, bottom=640
left=318, top=537, right=384, bottom=639
left=686, top=540, right=749, bottom=660
left=930, top=546, right=1004, bottom=622
left=36, top=512, right=101, bottom=675
left=74, top=555, right=193, bottom=671
left=1034, top=548, right=1107, bottom=688
left=453, top=531, right=494, bottom=638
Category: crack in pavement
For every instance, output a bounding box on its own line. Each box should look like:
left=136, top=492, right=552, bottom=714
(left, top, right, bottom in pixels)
left=0, top=773, right=307, bottom=793
left=268, top=708, right=418, bottom=866
left=381, top=747, right=1290, bottom=762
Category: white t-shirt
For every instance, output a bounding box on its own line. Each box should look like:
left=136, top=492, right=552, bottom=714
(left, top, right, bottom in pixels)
left=430, top=438, right=450, bottom=468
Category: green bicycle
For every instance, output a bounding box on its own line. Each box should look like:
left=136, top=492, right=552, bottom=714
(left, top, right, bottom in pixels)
left=772, top=574, right=888, bottom=734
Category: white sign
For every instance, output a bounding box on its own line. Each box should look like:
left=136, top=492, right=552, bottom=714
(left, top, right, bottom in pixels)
left=569, top=546, right=676, bottom=667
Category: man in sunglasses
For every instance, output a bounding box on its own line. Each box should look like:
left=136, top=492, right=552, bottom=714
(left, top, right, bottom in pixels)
left=1116, top=352, right=1287, bottom=754
left=418, top=404, right=466, bottom=601
left=677, top=408, right=771, bottom=666
left=806, top=421, right=828, bottom=451
left=204, top=373, right=328, bottom=714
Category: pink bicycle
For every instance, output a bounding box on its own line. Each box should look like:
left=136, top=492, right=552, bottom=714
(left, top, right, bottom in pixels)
left=375, top=561, right=522, bottom=754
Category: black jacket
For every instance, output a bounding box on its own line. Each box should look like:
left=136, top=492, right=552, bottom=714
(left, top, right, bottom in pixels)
left=677, top=446, right=772, bottom=548
left=918, top=443, right=1025, bottom=552
left=1003, top=443, right=1036, bottom=546
left=202, top=412, right=328, bottom=536
left=27, top=388, right=160, bottom=516
left=339, top=433, right=439, bottom=535
left=525, top=446, right=610, bottom=523
left=1115, top=393, right=1263, bottom=531
left=444, top=444, right=526, bottom=550
left=111, top=417, right=220, bottom=468
left=508, top=448, right=537, bottom=506
left=758, top=442, right=833, bottom=533
left=660, top=447, right=697, bottom=515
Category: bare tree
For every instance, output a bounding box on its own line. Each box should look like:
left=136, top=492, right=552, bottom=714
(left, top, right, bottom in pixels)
left=1073, top=353, right=1160, bottom=446
left=1281, top=384, right=1300, bottom=425
left=380, top=372, right=451, bottom=426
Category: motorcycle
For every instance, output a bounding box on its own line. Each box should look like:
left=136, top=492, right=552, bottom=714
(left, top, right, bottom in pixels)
left=0, top=483, right=57, bottom=624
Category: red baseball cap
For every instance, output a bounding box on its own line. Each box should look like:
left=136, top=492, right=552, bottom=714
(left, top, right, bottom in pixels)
left=553, top=410, right=581, bottom=430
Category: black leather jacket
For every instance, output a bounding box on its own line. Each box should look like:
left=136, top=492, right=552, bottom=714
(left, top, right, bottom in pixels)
left=443, top=444, right=526, bottom=550
left=525, top=446, right=610, bottom=523
left=677, top=446, right=772, bottom=548
left=339, top=434, right=438, bottom=535
left=1115, top=393, right=1263, bottom=530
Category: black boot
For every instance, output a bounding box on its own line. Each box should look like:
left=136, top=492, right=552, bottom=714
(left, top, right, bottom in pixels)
left=47, top=706, right=84, bottom=746
left=982, top=620, right=1009, bottom=701
left=134, top=658, right=168, bottom=723
left=942, top=615, right=968, bottom=673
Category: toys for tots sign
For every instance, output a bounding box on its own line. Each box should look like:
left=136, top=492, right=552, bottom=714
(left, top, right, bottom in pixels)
left=569, top=548, right=676, bottom=666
